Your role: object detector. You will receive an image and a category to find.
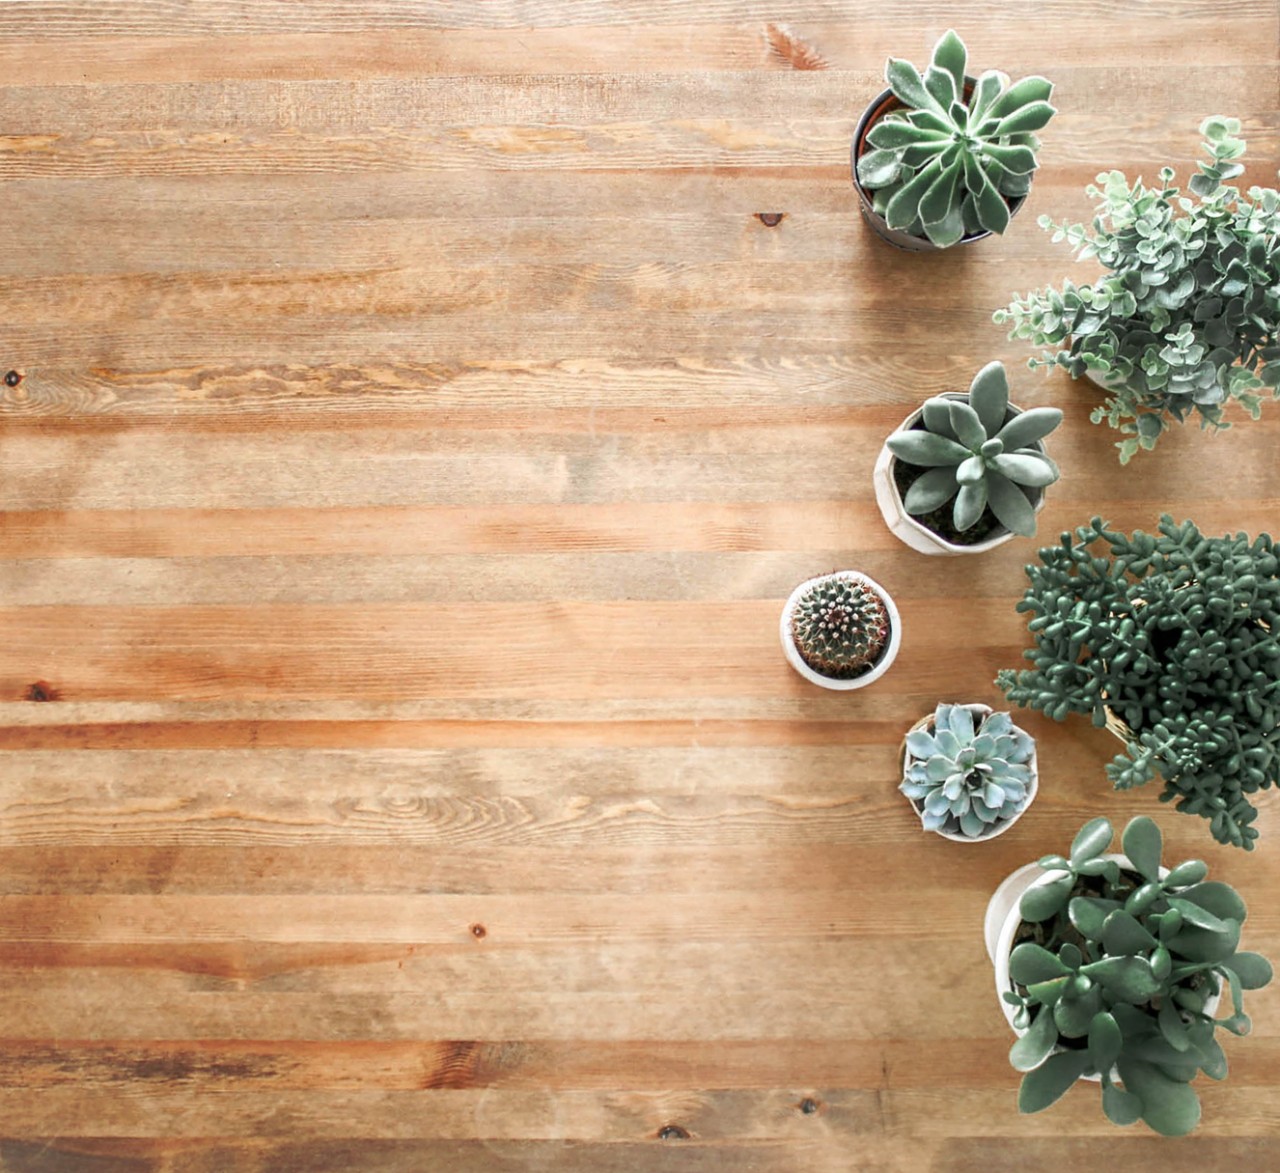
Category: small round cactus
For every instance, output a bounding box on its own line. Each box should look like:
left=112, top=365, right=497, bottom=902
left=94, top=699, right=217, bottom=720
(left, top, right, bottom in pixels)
left=789, top=573, right=891, bottom=679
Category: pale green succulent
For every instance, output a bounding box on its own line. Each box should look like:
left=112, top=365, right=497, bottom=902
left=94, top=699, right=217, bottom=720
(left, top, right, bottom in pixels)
left=857, top=29, right=1057, bottom=246
left=887, top=361, right=1063, bottom=537
left=902, top=704, right=1035, bottom=836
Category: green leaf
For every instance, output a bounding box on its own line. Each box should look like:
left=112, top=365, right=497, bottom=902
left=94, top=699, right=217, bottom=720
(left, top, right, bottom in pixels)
left=1101, top=909, right=1159, bottom=956
left=923, top=65, right=957, bottom=111
left=885, top=56, right=942, bottom=114
left=994, top=407, right=1062, bottom=450
left=1080, top=955, right=1161, bottom=1002
left=987, top=75, right=1054, bottom=120
left=1018, top=1051, right=1091, bottom=1114
left=866, top=119, right=948, bottom=149
left=1158, top=1000, right=1192, bottom=1052
left=886, top=430, right=970, bottom=467
left=995, top=100, right=1057, bottom=136
left=1166, top=897, right=1229, bottom=934
left=903, top=466, right=959, bottom=513
left=1019, top=873, right=1073, bottom=923
left=1068, top=897, right=1114, bottom=942
left=930, top=29, right=967, bottom=96
left=1054, top=987, right=1101, bottom=1037
left=1009, top=1005, right=1059, bottom=1072
left=922, top=202, right=965, bottom=247
left=989, top=452, right=1058, bottom=487
left=1115, top=1057, right=1202, bottom=1137
left=967, top=154, right=1011, bottom=235
left=1102, top=1080, right=1143, bottom=1126
left=1070, top=817, right=1113, bottom=864
left=918, top=159, right=962, bottom=228
left=966, top=361, right=1009, bottom=434
left=981, top=142, right=1038, bottom=175
left=1171, top=920, right=1241, bottom=964
left=987, top=474, right=1037, bottom=536
left=1121, top=817, right=1162, bottom=882
left=920, top=397, right=955, bottom=437
left=948, top=400, right=988, bottom=449
left=1010, top=943, right=1071, bottom=985
left=1222, top=952, right=1274, bottom=990
left=1175, top=883, right=1246, bottom=924
left=953, top=479, right=988, bottom=531
left=856, top=147, right=903, bottom=189
left=884, top=160, right=944, bottom=231
left=1088, top=1011, right=1123, bottom=1072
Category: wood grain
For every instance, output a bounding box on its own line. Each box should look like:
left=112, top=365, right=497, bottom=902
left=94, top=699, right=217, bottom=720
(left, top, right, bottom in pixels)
left=1, top=2, right=1278, bottom=1169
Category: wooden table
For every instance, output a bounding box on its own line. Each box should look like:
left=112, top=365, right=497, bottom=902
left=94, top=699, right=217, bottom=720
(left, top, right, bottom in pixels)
left=1, top=3, right=1277, bottom=1169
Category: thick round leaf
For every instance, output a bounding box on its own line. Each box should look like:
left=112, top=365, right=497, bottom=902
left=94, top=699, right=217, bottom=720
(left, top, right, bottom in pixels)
left=1174, top=882, right=1246, bottom=924
left=987, top=75, right=1055, bottom=119
left=966, top=362, right=1009, bottom=434
left=1121, top=816, right=1163, bottom=882
left=1164, top=860, right=1209, bottom=888
left=1070, top=817, right=1114, bottom=864
left=1102, top=1081, right=1143, bottom=1126
left=1009, top=1006, right=1058, bottom=1072
left=903, top=466, right=959, bottom=513
left=1020, top=873, right=1074, bottom=923
left=1114, top=1057, right=1202, bottom=1137
left=1223, top=952, right=1274, bottom=989
left=1158, top=1000, right=1192, bottom=1053
left=886, top=430, right=970, bottom=467
left=986, top=473, right=1037, bottom=536
left=920, top=397, right=957, bottom=437
left=994, top=407, right=1063, bottom=450
left=948, top=400, right=988, bottom=449
left=923, top=65, right=957, bottom=111
left=995, top=100, right=1057, bottom=136
left=1068, top=897, right=1113, bottom=942
left=922, top=202, right=965, bottom=247
left=1010, top=943, right=1071, bottom=985
left=1166, top=897, right=1229, bottom=934
left=1101, top=909, right=1159, bottom=957
left=955, top=454, right=985, bottom=485
left=1053, top=987, right=1101, bottom=1037
left=952, top=479, right=988, bottom=531
left=1171, top=920, right=1241, bottom=963
left=981, top=142, right=1038, bottom=174
left=885, top=57, right=942, bottom=114
left=1018, top=1051, right=1091, bottom=1114
left=866, top=119, right=949, bottom=149
left=989, top=451, right=1058, bottom=487
left=931, top=28, right=967, bottom=94
left=1088, top=1011, right=1123, bottom=1072
left=1080, top=956, right=1161, bottom=1002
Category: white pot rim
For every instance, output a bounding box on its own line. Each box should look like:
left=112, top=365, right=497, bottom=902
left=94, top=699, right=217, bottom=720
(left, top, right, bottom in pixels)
left=901, top=702, right=1038, bottom=843
left=779, top=571, right=901, bottom=691
left=873, top=392, right=1046, bottom=556
left=985, top=854, right=1220, bottom=1083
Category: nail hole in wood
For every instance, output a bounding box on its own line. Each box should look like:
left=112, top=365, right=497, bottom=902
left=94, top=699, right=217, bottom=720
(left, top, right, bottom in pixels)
left=658, top=1125, right=689, bottom=1141
left=4, top=370, right=20, bottom=387
left=800, top=1097, right=820, bottom=1115
left=470, top=923, right=487, bottom=939
left=755, top=213, right=785, bottom=227
left=25, top=681, right=58, bottom=702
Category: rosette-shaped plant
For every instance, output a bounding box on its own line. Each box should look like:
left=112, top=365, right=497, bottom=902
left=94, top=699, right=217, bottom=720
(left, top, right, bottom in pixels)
left=857, top=29, right=1056, bottom=246
left=789, top=574, right=891, bottom=679
left=887, top=361, right=1063, bottom=537
left=1004, top=816, right=1272, bottom=1135
left=902, top=704, right=1035, bottom=836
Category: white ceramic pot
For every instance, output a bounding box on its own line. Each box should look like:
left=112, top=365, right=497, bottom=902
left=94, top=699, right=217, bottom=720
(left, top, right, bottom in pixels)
left=779, top=571, right=901, bottom=691
left=901, top=703, right=1038, bottom=843
left=984, top=855, right=1219, bottom=1084
left=873, top=392, right=1046, bottom=556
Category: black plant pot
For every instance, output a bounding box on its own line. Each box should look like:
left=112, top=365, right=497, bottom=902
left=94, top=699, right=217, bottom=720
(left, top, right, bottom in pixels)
left=851, top=85, right=1027, bottom=252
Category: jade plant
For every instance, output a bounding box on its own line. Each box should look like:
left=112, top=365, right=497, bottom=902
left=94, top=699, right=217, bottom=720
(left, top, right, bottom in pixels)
left=902, top=704, right=1035, bottom=836
left=997, top=516, right=1280, bottom=849
left=857, top=30, right=1057, bottom=246
left=789, top=574, right=891, bottom=679
left=1004, top=815, right=1272, bottom=1135
left=887, top=361, right=1063, bottom=538
left=996, top=116, right=1280, bottom=461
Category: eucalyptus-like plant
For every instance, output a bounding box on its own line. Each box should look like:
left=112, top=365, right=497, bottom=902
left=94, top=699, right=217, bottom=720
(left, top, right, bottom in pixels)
left=857, top=30, right=1056, bottom=246
left=996, top=116, right=1280, bottom=461
left=886, top=361, right=1062, bottom=537
left=997, top=516, right=1280, bottom=849
left=1004, top=815, right=1272, bottom=1136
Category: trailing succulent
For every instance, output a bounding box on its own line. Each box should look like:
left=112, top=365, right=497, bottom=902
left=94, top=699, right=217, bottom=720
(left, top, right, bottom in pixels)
left=1005, top=815, right=1272, bottom=1135
left=856, top=29, right=1056, bottom=247
left=901, top=704, right=1035, bottom=836
left=790, top=574, right=891, bottom=679
left=997, top=516, right=1280, bottom=849
left=887, top=361, right=1062, bottom=538
left=996, top=116, right=1280, bottom=462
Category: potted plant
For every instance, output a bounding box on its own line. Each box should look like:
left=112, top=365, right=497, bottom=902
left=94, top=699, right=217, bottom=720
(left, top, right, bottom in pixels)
left=852, top=29, right=1056, bottom=250
left=873, top=360, right=1063, bottom=554
left=996, top=116, right=1280, bottom=462
left=901, top=702, right=1037, bottom=841
left=779, top=571, right=901, bottom=690
left=984, top=815, right=1272, bottom=1136
left=997, top=516, right=1280, bottom=849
